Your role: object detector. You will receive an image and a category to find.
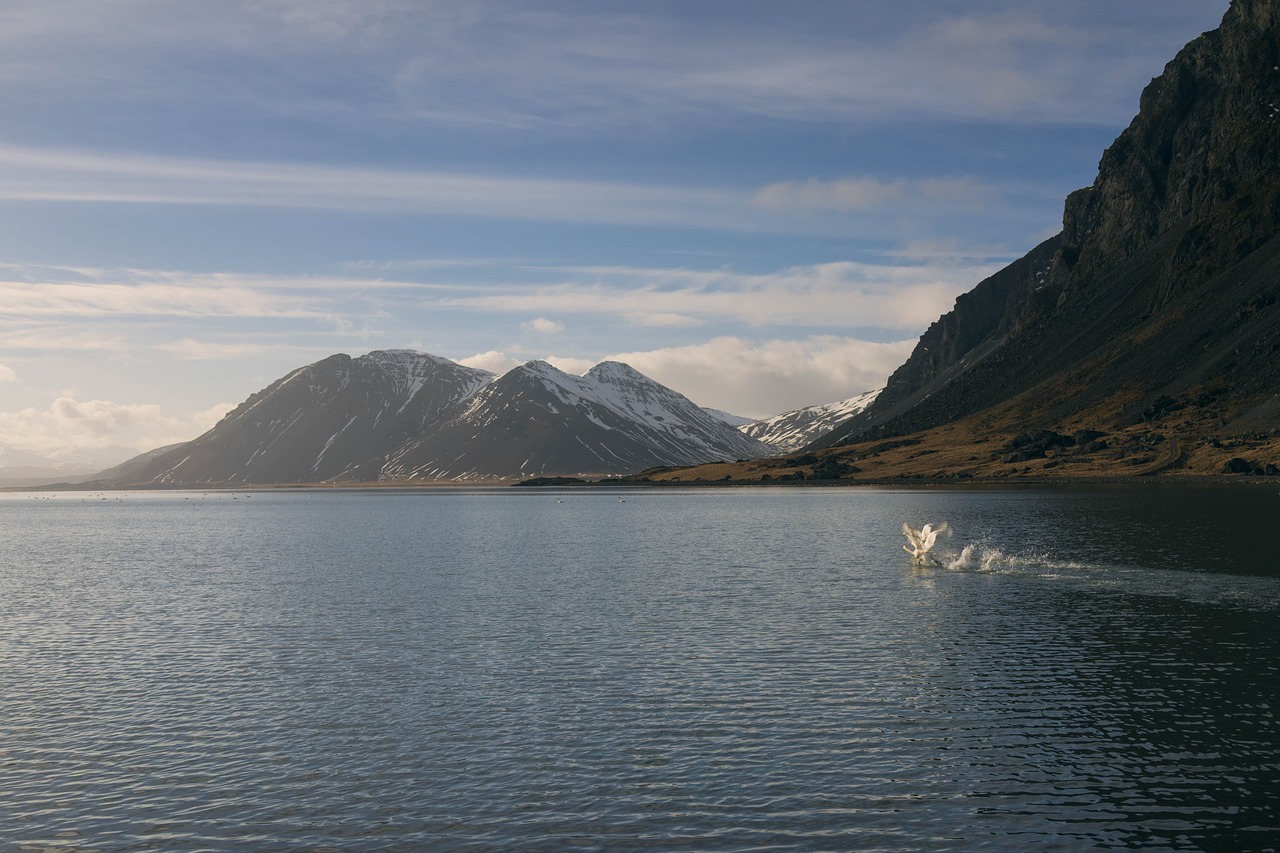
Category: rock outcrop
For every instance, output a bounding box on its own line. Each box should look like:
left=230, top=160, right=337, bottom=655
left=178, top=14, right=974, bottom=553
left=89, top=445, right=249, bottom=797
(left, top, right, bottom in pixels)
left=823, top=0, right=1280, bottom=448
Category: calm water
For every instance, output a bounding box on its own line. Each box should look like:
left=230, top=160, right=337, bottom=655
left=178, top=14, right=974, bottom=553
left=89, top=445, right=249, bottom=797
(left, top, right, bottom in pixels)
left=2, top=485, right=1278, bottom=852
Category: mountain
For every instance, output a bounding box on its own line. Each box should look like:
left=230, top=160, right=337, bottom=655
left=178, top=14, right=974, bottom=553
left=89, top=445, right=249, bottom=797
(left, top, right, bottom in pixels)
left=379, top=360, right=772, bottom=480
left=812, top=0, right=1280, bottom=473
left=108, top=353, right=771, bottom=485
left=740, top=390, right=880, bottom=453
left=130, top=350, right=494, bottom=484
left=703, top=408, right=755, bottom=428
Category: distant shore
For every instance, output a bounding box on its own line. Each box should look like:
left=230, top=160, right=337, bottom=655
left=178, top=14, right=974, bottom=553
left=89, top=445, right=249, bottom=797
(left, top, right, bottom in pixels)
left=8, top=473, right=1277, bottom=493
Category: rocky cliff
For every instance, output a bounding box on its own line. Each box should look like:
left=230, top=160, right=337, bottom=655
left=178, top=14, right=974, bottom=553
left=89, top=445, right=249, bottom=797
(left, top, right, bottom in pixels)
left=823, top=0, right=1280, bottom=449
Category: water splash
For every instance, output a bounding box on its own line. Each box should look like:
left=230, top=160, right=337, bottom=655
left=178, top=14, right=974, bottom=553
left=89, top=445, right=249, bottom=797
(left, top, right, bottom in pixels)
left=944, top=543, right=1011, bottom=572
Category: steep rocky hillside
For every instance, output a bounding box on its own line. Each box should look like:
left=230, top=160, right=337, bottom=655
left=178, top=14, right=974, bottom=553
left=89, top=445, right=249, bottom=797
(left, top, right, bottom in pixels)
left=820, top=0, right=1280, bottom=465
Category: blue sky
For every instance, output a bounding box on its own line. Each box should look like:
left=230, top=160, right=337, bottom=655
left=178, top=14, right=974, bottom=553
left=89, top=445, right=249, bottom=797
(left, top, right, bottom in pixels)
left=0, top=0, right=1229, bottom=463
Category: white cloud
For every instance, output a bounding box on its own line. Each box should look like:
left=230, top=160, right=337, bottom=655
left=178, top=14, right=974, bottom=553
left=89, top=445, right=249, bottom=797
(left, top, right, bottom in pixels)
left=544, top=355, right=595, bottom=376
left=456, top=350, right=521, bottom=375
left=152, top=338, right=320, bottom=360
left=434, top=260, right=999, bottom=331
left=0, top=280, right=322, bottom=319
left=192, top=402, right=236, bottom=431
left=521, top=316, right=564, bottom=334
left=0, top=144, right=757, bottom=230
left=465, top=335, right=915, bottom=418
left=0, top=396, right=235, bottom=459
left=0, top=364, right=16, bottom=382
left=604, top=336, right=914, bottom=418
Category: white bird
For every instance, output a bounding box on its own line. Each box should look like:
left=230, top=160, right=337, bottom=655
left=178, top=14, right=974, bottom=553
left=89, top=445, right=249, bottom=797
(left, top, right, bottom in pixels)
left=902, top=521, right=949, bottom=565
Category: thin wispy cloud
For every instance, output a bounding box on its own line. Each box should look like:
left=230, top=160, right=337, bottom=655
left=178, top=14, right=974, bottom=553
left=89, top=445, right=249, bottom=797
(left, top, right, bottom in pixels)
left=152, top=339, right=326, bottom=361
left=753, top=177, right=992, bottom=213
left=432, top=261, right=1001, bottom=331
left=0, top=144, right=753, bottom=227
left=0, top=259, right=999, bottom=334
left=0, top=1, right=1223, bottom=133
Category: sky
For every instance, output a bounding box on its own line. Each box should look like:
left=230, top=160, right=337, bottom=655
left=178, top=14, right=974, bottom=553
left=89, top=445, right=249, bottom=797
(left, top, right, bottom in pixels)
left=0, top=0, right=1230, bottom=465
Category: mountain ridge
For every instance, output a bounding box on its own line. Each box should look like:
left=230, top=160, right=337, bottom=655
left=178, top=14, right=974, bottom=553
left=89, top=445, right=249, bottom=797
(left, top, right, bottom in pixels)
left=103, top=351, right=773, bottom=485
left=814, top=0, right=1280, bottom=464
left=740, top=390, right=880, bottom=453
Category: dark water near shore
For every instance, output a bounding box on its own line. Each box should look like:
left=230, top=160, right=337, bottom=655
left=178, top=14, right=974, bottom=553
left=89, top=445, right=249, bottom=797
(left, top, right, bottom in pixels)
left=2, top=485, right=1278, bottom=851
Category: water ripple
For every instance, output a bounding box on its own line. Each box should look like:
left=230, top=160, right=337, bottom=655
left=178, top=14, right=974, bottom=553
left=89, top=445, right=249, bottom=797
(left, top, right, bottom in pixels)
left=1, top=488, right=1278, bottom=850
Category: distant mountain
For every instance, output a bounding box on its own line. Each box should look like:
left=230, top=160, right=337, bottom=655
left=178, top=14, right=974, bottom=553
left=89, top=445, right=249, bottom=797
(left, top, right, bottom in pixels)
left=702, top=407, right=755, bottom=428
left=741, top=390, right=880, bottom=453
left=379, top=360, right=771, bottom=480
left=0, top=445, right=139, bottom=488
left=818, top=0, right=1280, bottom=468
left=130, top=350, right=494, bottom=484
left=112, top=352, right=771, bottom=485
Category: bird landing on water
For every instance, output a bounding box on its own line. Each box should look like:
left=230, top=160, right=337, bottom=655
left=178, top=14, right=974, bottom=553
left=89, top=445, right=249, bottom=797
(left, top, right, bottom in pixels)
left=902, top=522, right=949, bottom=566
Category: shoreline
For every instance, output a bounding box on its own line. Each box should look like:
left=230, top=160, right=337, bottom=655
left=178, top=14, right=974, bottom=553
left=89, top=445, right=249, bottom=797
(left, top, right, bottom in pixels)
left=7, top=473, right=1278, bottom=493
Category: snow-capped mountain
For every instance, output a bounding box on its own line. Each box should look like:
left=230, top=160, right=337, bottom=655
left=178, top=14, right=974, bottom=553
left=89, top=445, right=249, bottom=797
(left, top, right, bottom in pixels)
left=131, top=350, right=494, bottom=484
left=740, top=389, right=881, bottom=453
left=379, top=360, right=772, bottom=480
left=110, top=352, right=772, bottom=485
left=702, top=407, right=755, bottom=427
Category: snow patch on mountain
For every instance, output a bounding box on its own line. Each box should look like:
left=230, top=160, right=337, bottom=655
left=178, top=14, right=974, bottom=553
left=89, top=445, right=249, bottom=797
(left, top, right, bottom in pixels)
left=742, top=389, right=881, bottom=453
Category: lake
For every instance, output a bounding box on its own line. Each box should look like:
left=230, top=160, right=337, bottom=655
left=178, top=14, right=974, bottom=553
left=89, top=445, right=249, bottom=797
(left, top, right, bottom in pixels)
left=2, top=485, right=1278, bottom=851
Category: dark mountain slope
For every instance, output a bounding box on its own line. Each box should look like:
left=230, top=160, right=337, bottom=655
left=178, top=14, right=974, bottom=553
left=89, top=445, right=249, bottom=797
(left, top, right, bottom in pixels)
left=132, top=350, right=493, bottom=484
left=823, top=0, right=1280, bottom=449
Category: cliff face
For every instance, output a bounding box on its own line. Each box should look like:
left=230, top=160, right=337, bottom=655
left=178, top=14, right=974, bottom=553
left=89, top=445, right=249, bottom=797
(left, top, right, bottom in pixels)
left=860, top=235, right=1060, bottom=427
left=824, top=0, right=1280, bottom=448
left=1051, top=0, right=1280, bottom=306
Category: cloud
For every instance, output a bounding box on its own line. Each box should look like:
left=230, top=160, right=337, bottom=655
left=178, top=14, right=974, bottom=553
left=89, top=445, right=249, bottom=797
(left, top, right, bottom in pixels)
left=544, top=355, right=595, bottom=376
left=152, top=338, right=321, bottom=360
left=752, top=177, right=992, bottom=213
left=884, top=239, right=1020, bottom=262
left=521, top=316, right=564, bottom=334
left=0, top=264, right=439, bottom=356
left=465, top=335, right=915, bottom=418
left=0, top=144, right=756, bottom=230
left=434, top=260, right=1000, bottom=331
left=456, top=350, right=520, bottom=375
left=0, top=278, right=325, bottom=319
left=0, top=258, right=996, bottom=366
left=0, top=396, right=235, bottom=459
left=0, top=364, right=16, bottom=382
left=604, top=336, right=914, bottom=418
left=0, top=0, right=1227, bottom=143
